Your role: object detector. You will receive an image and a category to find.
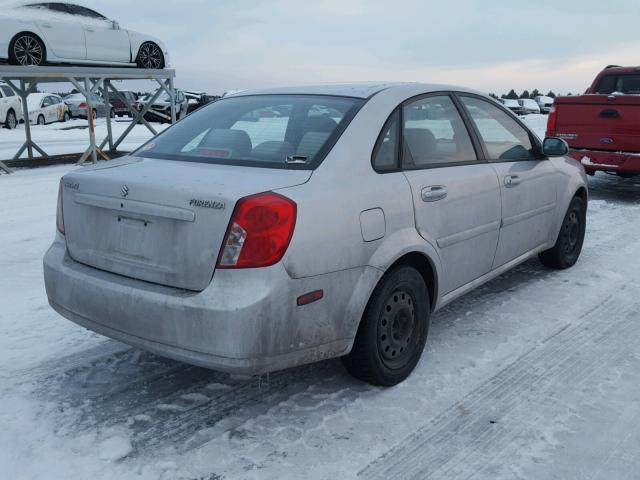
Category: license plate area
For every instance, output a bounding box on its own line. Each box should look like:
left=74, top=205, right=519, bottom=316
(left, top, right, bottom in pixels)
left=116, top=215, right=150, bottom=259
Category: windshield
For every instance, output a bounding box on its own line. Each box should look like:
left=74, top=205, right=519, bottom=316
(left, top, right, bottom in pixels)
left=133, top=94, right=364, bottom=169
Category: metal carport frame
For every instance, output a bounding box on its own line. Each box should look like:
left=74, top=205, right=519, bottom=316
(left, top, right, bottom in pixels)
left=0, top=65, right=176, bottom=174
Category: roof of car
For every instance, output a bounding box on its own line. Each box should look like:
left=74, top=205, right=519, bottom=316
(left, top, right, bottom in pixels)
left=230, top=82, right=481, bottom=99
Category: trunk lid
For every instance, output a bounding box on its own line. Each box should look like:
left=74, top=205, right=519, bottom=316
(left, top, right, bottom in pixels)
left=554, top=94, right=640, bottom=152
left=62, top=157, right=311, bottom=291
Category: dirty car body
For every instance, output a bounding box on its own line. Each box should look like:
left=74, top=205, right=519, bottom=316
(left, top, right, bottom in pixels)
left=44, top=83, right=588, bottom=383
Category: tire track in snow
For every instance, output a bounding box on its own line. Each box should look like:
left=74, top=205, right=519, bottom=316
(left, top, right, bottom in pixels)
left=360, top=287, right=639, bottom=479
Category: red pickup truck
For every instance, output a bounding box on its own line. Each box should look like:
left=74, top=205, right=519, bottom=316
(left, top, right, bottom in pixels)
left=547, top=65, right=640, bottom=176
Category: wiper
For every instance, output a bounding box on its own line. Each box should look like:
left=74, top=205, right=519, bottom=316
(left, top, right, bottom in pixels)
left=286, top=155, right=308, bottom=164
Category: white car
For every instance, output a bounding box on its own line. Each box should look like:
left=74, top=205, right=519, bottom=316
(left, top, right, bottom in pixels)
left=499, top=98, right=525, bottom=115
left=0, top=81, right=24, bottom=129
left=0, top=3, right=169, bottom=69
left=28, top=93, right=70, bottom=125
left=534, top=95, right=555, bottom=114
left=518, top=98, right=541, bottom=115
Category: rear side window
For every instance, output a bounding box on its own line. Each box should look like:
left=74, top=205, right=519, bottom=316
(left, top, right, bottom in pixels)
left=596, top=74, right=640, bottom=94
left=134, top=94, right=364, bottom=169
left=402, top=95, right=477, bottom=168
left=372, top=110, right=400, bottom=171
left=1, top=86, right=15, bottom=97
left=460, top=96, right=536, bottom=161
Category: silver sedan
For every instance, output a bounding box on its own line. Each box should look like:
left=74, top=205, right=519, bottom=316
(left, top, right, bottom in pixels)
left=44, top=83, right=588, bottom=386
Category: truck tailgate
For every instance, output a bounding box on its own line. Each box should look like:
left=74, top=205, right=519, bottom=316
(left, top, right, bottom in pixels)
left=552, top=95, right=640, bottom=152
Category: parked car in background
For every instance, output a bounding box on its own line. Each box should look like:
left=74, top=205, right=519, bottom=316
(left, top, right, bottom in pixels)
left=518, top=98, right=541, bottom=115
left=184, top=90, right=219, bottom=114
left=45, top=83, right=588, bottom=387
left=534, top=95, right=554, bottom=114
left=0, top=2, right=170, bottom=68
left=109, top=90, right=138, bottom=117
left=499, top=98, right=525, bottom=115
left=27, top=93, right=69, bottom=125
left=548, top=65, right=640, bottom=176
left=0, top=81, right=23, bottom=129
left=64, top=92, right=113, bottom=119
left=139, top=89, right=188, bottom=123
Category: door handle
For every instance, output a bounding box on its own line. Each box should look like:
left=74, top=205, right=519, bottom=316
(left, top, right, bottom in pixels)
left=504, top=175, right=521, bottom=187
left=85, top=27, right=95, bottom=32
left=421, top=185, right=447, bottom=202
left=41, top=23, right=52, bottom=28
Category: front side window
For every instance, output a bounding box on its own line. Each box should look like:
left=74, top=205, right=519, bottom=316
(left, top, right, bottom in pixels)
left=67, top=4, right=107, bottom=19
left=134, top=94, right=364, bottom=169
left=402, top=95, right=477, bottom=168
left=460, top=96, right=537, bottom=161
left=42, top=97, right=53, bottom=107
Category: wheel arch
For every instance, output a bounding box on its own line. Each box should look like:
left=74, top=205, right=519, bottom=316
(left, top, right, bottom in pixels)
left=386, top=252, right=438, bottom=312
left=9, top=30, right=47, bottom=63
left=573, top=186, right=588, bottom=203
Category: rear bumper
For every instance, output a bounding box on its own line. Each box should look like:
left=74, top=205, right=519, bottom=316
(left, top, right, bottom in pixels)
left=571, top=149, right=640, bottom=175
left=44, top=239, right=367, bottom=375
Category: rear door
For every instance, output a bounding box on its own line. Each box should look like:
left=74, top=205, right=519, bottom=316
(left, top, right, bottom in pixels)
left=400, top=94, right=501, bottom=294
left=458, top=95, right=559, bottom=268
left=30, top=3, right=86, bottom=60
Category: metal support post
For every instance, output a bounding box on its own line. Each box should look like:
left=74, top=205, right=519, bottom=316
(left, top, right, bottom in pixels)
left=169, top=76, right=177, bottom=124
left=103, top=80, right=114, bottom=152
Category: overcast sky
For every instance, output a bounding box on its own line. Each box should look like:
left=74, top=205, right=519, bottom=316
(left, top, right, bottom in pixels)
left=5, top=0, right=640, bottom=95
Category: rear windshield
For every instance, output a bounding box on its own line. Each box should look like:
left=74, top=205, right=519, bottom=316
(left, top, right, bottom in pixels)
left=133, top=94, right=364, bottom=169
left=595, top=74, right=640, bottom=94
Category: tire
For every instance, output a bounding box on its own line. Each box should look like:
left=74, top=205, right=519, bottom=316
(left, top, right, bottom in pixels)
left=342, top=265, right=430, bottom=386
left=62, top=111, right=70, bottom=122
left=9, top=33, right=46, bottom=66
left=37, top=114, right=45, bottom=126
left=110, top=109, right=115, bottom=119
left=539, top=196, right=586, bottom=269
left=136, top=42, right=165, bottom=69
left=4, top=110, right=17, bottom=129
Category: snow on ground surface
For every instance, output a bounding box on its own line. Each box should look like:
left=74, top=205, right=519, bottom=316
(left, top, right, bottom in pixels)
left=1, top=115, right=640, bottom=479
left=0, top=118, right=168, bottom=160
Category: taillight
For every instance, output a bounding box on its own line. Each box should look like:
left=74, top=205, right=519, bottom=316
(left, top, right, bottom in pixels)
left=56, top=179, right=65, bottom=235
left=79, top=102, right=87, bottom=108
left=546, top=107, right=557, bottom=136
left=217, top=192, right=296, bottom=269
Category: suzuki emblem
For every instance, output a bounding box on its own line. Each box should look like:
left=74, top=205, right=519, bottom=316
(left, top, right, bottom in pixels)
left=121, top=185, right=129, bottom=198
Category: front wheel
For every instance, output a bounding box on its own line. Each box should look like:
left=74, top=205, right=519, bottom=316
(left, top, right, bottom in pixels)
left=539, top=196, right=586, bottom=269
left=342, top=265, right=430, bottom=386
left=62, top=111, right=70, bottom=122
left=136, top=42, right=165, bottom=69
left=37, top=114, right=45, bottom=126
left=4, top=110, right=17, bottom=129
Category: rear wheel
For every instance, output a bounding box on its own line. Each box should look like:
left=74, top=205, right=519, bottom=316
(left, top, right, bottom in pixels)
left=342, top=265, right=430, bottom=386
left=9, top=33, right=45, bottom=66
left=136, top=42, right=164, bottom=69
left=4, top=110, right=17, bottom=129
left=539, top=196, right=586, bottom=269
left=37, top=114, right=45, bottom=126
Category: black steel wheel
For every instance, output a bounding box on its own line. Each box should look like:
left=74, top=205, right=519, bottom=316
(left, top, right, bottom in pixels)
left=136, top=42, right=164, bottom=69
left=539, top=195, right=586, bottom=269
left=5, top=110, right=17, bottom=129
left=10, top=33, right=45, bottom=66
left=342, top=265, right=430, bottom=386
left=37, top=114, right=45, bottom=126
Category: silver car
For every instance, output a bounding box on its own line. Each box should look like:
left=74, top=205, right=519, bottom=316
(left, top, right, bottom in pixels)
left=44, top=83, right=588, bottom=386
left=64, top=93, right=113, bottom=119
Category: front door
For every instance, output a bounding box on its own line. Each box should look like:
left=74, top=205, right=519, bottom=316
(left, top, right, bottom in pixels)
left=400, top=94, right=501, bottom=294
left=458, top=95, right=559, bottom=268
left=67, top=5, right=130, bottom=63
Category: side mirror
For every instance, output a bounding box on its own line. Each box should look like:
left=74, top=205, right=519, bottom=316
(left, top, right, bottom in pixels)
left=542, top=137, right=569, bottom=157
left=111, top=20, right=120, bottom=30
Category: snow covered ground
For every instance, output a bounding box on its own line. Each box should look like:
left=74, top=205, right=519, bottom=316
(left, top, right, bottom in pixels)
left=1, top=116, right=640, bottom=479
left=0, top=118, right=168, bottom=160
